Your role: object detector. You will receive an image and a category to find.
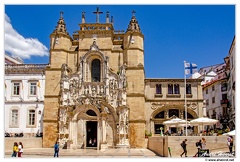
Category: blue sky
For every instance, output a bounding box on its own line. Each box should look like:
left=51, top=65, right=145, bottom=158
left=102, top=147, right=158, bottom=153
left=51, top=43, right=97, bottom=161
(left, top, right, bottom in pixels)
left=4, top=4, right=235, bottom=78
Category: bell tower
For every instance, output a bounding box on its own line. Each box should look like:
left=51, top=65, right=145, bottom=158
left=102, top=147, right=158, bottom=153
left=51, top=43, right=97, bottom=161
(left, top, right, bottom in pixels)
left=124, top=11, right=146, bottom=148
left=43, top=11, right=72, bottom=147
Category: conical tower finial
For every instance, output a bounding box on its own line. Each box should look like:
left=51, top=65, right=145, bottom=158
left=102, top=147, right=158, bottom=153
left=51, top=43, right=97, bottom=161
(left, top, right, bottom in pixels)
left=127, top=10, right=141, bottom=32
left=53, top=11, right=69, bottom=35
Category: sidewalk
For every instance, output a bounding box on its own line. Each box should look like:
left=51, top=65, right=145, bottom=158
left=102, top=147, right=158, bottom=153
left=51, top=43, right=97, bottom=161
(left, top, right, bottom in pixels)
left=4, top=148, right=160, bottom=158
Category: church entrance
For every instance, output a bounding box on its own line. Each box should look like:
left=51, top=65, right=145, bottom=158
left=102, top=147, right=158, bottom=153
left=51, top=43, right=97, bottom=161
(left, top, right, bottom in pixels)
left=86, top=121, right=97, bottom=147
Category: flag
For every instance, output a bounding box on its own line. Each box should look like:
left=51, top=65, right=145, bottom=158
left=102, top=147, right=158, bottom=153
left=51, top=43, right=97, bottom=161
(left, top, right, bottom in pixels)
left=184, top=62, right=198, bottom=75
left=37, top=81, right=41, bottom=88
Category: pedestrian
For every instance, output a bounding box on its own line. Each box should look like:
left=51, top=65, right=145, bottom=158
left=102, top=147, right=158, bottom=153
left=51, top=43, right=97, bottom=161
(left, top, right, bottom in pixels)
left=201, top=138, right=206, bottom=149
left=228, top=136, right=234, bottom=154
left=54, top=142, right=59, bottom=157
left=194, top=139, right=202, bottom=157
left=93, top=138, right=96, bottom=146
left=180, top=139, right=187, bottom=157
left=17, top=142, right=23, bottom=157
left=11, top=142, right=18, bottom=157
left=180, top=129, right=183, bottom=136
left=89, top=138, right=92, bottom=145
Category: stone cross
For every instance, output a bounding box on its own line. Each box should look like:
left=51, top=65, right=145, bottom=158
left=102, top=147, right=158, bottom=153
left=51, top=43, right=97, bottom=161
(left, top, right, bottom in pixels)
left=93, top=7, right=103, bottom=23
left=132, top=10, right=136, bottom=17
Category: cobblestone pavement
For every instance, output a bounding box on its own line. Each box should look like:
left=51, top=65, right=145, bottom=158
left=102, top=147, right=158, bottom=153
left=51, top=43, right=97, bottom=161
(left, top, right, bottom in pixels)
left=4, top=148, right=160, bottom=158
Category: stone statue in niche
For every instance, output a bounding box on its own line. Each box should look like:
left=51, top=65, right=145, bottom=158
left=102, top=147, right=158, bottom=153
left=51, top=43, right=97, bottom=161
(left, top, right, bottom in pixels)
left=92, top=86, right=96, bottom=96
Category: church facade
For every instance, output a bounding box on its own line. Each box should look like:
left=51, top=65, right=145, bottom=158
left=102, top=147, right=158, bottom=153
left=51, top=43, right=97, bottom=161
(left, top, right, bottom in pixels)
left=43, top=8, right=203, bottom=149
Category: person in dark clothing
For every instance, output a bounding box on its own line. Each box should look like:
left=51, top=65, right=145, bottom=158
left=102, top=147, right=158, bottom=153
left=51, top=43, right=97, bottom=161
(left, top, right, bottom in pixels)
left=54, top=142, right=59, bottom=157
left=228, top=136, right=234, bottom=154
left=194, top=139, right=202, bottom=157
left=180, top=139, right=187, bottom=157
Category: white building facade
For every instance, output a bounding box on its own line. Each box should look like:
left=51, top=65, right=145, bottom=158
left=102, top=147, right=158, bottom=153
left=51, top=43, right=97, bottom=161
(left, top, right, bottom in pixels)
left=200, top=63, right=229, bottom=129
left=224, top=36, right=235, bottom=130
left=5, top=63, right=46, bottom=137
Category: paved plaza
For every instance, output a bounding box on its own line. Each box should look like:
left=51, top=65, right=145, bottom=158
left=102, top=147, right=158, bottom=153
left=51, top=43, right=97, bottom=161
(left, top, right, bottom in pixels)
left=4, top=148, right=160, bottom=158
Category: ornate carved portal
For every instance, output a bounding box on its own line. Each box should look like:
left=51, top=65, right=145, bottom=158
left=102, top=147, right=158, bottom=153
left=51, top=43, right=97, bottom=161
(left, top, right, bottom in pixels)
left=58, top=44, right=129, bottom=149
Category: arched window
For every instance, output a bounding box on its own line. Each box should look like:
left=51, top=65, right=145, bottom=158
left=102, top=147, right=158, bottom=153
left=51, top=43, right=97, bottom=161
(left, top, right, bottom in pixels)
left=91, top=59, right=101, bottom=82
left=86, top=110, right=97, bottom=116
left=154, top=111, right=164, bottom=118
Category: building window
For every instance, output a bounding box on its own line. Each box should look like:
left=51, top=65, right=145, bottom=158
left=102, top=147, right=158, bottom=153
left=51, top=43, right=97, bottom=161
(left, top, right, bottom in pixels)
left=222, top=94, right=227, bottom=100
left=212, top=110, right=216, bottom=119
left=174, top=84, right=180, bottom=94
left=30, top=82, right=37, bottom=96
left=186, top=84, right=191, bottom=94
left=212, top=85, right=215, bottom=91
left=156, top=84, right=162, bottom=94
left=11, top=110, right=18, bottom=127
left=91, top=59, right=101, bottom=82
left=168, top=84, right=173, bottom=94
left=206, top=99, right=209, bottom=106
left=221, top=83, right=227, bottom=92
left=206, top=89, right=208, bottom=94
left=212, top=97, right=215, bottom=104
left=169, top=109, right=179, bottom=118
left=154, top=124, right=164, bottom=134
left=154, top=111, right=164, bottom=118
left=28, top=110, right=36, bottom=126
left=13, top=82, right=20, bottom=96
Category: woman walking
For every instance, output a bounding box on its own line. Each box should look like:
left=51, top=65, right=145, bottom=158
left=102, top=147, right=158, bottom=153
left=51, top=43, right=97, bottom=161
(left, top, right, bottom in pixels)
left=201, top=138, right=206, bottom=149
left=17, top=142, right=23, bottom=157
left=11, top=142, right=18, bottom=157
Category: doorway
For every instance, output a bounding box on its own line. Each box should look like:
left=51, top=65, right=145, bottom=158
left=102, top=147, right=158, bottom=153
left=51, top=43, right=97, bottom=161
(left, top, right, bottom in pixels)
left=86, top=121, right=97, bottom=147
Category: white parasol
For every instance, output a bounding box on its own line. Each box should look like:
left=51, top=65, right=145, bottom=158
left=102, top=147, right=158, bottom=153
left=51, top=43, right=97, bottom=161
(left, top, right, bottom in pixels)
left=190, top=117, right=218, bottom=131
left=163, top=117, right=189, bottom=127
left=223, top=130, right=235, bottom=136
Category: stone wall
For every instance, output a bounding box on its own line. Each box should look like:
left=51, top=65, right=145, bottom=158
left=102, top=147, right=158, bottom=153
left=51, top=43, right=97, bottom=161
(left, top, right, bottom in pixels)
left=4, top=138, right=43, bottom=151
left=148, top=136, right=234, bottom=157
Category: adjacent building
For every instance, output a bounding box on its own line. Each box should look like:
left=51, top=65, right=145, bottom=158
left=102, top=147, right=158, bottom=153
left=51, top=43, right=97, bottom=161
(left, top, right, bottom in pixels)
left=200, top=63, right=229, bottom=129
left=224, top=36, right=235, bottom=130
left=5, top=54, right=47, bottom=137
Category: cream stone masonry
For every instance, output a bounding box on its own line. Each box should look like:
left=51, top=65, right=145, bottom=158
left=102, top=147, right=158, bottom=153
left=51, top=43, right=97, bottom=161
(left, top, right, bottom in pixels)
left=43, top=8, right=204, bottom=149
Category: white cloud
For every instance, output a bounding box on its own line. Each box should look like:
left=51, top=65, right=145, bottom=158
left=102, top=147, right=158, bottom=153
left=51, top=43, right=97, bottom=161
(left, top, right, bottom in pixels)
left=4, top=13, right=49, bottom=59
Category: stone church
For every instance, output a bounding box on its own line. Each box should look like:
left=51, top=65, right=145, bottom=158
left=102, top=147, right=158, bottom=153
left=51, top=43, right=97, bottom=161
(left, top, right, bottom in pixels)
left=43, top=7, right=204, bottom=149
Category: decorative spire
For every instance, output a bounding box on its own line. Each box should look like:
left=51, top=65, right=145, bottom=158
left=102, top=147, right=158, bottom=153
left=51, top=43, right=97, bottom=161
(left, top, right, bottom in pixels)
left=82, top=11, right=86, bottom=23
left=111, top=16, right=114, bottom=25
left=106, top=11, right=109, bottom=23
left=53, top=11, right=69, bottom=35
left=127, top=10, right=141, bottom=32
